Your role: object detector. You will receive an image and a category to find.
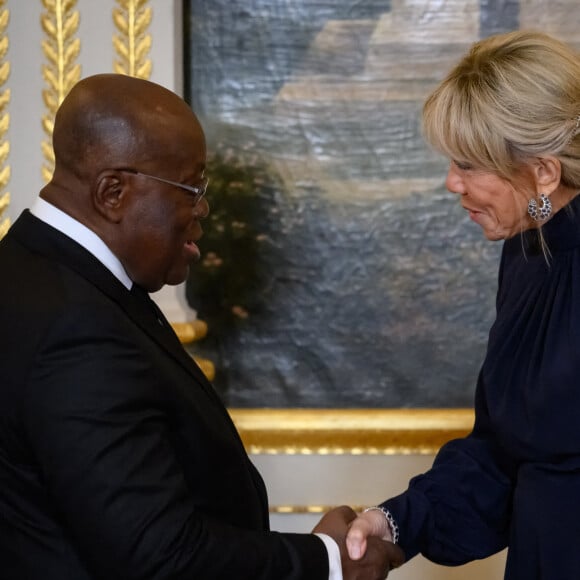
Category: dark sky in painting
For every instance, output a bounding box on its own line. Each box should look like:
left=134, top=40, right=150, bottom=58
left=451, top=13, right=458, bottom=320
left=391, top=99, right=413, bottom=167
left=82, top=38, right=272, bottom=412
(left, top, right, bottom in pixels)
left=185, top=0, right=393, bottom=111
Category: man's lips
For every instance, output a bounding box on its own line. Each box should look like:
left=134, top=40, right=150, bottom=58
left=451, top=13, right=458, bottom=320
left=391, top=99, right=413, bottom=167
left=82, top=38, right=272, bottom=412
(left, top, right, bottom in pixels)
left=184, top=240, right=201, bottom=260
left=184, top=228, right=203, bottom=260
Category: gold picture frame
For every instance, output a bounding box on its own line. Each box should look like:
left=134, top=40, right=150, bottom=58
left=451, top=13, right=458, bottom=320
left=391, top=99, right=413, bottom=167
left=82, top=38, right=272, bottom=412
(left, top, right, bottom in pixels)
left=229, top=408, right=474, bottom=455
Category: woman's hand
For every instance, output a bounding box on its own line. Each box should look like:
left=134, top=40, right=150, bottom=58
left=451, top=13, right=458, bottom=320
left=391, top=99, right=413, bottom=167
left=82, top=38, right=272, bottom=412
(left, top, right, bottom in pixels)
left=346, top=509, right=393, bottom=560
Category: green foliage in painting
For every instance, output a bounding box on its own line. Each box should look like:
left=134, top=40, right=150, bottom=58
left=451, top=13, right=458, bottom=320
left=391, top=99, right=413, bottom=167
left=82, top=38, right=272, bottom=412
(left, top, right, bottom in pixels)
left=186, top=149, right=280, bottom=336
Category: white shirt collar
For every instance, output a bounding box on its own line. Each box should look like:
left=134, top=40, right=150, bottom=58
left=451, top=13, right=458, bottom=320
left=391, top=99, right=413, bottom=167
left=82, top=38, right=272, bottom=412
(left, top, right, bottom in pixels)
left=30, top=197, right=133, bottom=290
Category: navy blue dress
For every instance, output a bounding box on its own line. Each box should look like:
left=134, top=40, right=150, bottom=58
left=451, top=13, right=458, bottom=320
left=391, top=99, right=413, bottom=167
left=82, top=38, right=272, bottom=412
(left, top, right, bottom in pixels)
left=383, top=195, right=580, bottom=579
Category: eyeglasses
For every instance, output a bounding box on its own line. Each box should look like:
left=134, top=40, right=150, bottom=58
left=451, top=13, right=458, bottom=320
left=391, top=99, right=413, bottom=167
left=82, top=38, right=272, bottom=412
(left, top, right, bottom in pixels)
left=121, top=169, right=209, bottom=206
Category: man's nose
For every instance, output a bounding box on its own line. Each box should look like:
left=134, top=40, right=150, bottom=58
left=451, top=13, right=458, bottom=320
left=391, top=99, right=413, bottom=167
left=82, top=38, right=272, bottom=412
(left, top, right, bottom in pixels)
left=194, top=197, right=209, bottom=219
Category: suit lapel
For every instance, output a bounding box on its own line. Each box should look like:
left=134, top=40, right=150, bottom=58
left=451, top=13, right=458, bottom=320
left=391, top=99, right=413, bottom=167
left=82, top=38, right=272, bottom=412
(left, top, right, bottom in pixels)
left=127, top=282, right=222, bottom=402
left=9, top=211, right=223, bottom=407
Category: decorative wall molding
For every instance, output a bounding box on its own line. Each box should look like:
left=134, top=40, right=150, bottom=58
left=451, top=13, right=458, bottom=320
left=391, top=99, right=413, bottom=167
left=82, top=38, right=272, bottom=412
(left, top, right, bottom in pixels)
left=113, top=0, right=152, bottom=79
left=0, top=0, right=9, bottom=240
left=40, top=0, right=81, bottom=183
left=269, top=503, right=366, bottom=514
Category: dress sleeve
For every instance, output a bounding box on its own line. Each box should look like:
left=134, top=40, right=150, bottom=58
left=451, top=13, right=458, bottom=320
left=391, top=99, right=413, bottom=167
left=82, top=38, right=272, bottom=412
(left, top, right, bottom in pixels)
left=381, top=372, right=514, bottom=565
left=380, top=242, right=515, bottom=565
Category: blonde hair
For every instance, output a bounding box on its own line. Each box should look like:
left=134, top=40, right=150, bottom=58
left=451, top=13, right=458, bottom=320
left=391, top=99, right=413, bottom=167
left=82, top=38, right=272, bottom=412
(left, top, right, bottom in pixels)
left=423, top=30, right=580, bottom=190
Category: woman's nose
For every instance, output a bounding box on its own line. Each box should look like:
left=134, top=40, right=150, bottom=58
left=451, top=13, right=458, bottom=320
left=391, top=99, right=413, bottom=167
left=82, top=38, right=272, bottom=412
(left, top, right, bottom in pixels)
left=445, top=163, right=465, bottom=195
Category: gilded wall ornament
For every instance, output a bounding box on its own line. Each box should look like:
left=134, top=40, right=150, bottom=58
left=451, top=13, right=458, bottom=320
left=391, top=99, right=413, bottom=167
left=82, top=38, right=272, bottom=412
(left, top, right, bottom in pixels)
left=40, top=0, right=81, bottom=183
left=229, top=408, right=474, bottom=455
left=0, top=0, right=9, bottom=240
left=113, top=0, right=152, bottom=79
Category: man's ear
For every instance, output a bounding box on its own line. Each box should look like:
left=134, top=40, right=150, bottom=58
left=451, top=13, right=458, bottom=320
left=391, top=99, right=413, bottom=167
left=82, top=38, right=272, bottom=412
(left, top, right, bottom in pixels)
left=92, top=170, right=130, bottom=223
left=532, top=156, right=562, bottom=196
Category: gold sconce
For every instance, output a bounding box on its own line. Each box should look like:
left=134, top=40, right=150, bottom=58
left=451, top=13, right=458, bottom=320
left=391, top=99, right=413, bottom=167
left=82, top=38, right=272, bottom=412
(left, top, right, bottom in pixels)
left=173, top=320, right=216, bottom=382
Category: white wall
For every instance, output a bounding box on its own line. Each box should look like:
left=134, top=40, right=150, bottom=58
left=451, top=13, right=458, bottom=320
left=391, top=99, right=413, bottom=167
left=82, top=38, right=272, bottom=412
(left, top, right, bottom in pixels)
left=4, top=2, right=506, bottom=577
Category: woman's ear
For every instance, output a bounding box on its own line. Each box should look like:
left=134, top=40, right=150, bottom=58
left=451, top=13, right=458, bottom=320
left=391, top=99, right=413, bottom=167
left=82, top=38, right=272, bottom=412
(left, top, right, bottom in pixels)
left=92, top=170, right=129, bottom=223
left=533, top=156, right=562, bottom=196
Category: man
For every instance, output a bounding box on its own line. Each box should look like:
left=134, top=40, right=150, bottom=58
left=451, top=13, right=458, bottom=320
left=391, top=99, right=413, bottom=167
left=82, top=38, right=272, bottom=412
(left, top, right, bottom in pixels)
left=0, top=74, right=403, bottom=579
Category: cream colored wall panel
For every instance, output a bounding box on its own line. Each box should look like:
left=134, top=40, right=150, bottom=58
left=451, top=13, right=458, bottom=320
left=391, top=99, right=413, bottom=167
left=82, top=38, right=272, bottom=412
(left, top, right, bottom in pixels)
left=77, top=0, right=115, bottom=79
left=8, top=0, right=44, bottom=222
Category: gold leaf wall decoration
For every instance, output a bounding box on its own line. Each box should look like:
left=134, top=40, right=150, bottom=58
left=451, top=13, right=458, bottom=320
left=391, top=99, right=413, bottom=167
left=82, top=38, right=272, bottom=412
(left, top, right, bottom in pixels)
left=40, top=0, right=81, bottom=183
left=113, top=0, right=152, bottom=79
left=0, top=0, right=10, bottom=240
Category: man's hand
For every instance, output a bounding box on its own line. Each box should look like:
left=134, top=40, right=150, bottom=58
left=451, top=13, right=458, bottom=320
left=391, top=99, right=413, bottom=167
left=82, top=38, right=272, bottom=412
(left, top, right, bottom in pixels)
left=312, top=505, right=358, bottom=538
left=343, top=536, right=404, bottom=580
left=313, top=506, right=405, bottom=579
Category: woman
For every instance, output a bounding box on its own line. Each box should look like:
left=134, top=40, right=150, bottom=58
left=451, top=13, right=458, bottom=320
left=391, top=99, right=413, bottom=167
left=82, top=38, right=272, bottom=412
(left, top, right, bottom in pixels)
left=346, top=30, right=580, bottom=579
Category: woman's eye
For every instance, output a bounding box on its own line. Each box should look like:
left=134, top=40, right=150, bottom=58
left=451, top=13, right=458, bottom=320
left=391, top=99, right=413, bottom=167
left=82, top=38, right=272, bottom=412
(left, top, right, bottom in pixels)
left=453, top=160, right=473, bottom=171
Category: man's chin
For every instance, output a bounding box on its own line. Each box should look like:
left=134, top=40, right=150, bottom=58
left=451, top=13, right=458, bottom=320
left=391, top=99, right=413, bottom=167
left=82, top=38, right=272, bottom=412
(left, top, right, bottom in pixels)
left=165, top=267, right=190, bottom=288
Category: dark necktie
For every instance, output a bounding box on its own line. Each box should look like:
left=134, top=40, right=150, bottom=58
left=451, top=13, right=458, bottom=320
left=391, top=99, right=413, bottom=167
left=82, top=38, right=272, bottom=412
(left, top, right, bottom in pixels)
left=130, top=284, right=168, bottom=327
left=129, top=283, right=214, bottom=389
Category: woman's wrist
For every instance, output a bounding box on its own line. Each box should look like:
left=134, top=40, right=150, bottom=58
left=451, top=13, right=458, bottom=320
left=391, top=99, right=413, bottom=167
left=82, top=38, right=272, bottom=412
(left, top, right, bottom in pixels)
left=363, top=506, right=399, bottom=544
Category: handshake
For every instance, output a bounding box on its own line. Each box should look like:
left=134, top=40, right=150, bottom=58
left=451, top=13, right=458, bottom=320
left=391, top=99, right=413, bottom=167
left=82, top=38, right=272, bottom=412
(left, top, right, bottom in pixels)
left=312, top=505, right=405, bottom=580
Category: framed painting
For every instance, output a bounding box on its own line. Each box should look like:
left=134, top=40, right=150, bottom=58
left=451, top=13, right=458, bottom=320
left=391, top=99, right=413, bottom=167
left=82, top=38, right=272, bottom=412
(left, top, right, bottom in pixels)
left=181, top=0, right=577, bottom=449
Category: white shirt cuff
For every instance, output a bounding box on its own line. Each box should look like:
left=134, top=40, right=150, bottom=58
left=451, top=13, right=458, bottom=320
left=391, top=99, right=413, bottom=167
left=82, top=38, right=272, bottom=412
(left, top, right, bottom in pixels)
left=314, top=533, right=343, bottom=580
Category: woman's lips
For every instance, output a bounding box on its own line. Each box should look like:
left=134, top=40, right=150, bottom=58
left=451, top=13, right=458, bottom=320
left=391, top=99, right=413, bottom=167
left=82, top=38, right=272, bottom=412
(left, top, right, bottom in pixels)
left=464, top=206, right=482, bottom=222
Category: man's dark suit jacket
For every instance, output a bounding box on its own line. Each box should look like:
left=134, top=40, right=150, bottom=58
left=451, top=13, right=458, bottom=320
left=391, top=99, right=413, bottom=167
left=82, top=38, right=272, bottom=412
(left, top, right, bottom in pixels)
left=0, top=211, right=328, bottom=579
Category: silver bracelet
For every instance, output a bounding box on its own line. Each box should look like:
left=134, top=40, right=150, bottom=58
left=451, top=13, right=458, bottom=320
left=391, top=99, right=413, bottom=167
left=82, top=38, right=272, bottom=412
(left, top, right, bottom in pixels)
left=363, top=506, right=399, bottom=544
